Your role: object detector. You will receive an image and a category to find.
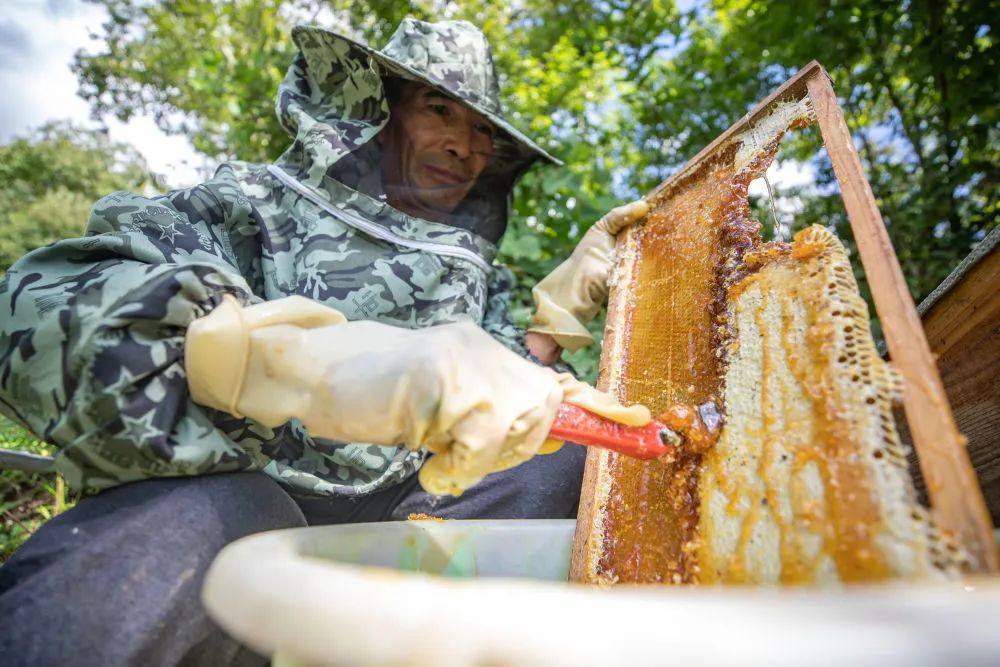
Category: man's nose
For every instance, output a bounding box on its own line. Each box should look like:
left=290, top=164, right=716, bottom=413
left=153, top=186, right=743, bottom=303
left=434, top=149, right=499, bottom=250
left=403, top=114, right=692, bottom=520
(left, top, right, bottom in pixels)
left=442, top=124, right=473, bottom=160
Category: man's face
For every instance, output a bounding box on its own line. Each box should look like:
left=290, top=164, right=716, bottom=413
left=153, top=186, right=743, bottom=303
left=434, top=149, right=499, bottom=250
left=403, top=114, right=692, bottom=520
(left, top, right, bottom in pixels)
left=380, top=82, right=495, bottom=219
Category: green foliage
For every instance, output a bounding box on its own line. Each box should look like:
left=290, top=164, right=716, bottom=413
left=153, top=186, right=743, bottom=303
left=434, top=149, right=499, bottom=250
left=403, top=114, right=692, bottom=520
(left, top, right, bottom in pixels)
left=73, top=0, right=293, bottom=162
left=0, top=415, right=75, bottom=562
left=0, top=121, right=156, bottom=272
left=627, top=0, right=999, bottom=300
left=71, top=0, right=997, bottom=343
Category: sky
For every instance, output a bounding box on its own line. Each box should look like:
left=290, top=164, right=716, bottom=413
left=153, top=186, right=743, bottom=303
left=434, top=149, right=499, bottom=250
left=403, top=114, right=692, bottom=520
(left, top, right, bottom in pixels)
left=1, top=0, right=206, bottom=187
left=1, top=0, right=814, bottom=206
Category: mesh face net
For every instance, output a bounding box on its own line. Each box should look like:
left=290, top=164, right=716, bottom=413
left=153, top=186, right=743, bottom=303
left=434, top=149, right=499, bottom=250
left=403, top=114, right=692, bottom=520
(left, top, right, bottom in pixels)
left=576, top=97, right=961, bottom=585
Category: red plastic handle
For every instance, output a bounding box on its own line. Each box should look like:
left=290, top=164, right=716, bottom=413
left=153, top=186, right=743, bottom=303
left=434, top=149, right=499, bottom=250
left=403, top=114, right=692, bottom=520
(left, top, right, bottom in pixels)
left=548, top=403, right=673, bottom=460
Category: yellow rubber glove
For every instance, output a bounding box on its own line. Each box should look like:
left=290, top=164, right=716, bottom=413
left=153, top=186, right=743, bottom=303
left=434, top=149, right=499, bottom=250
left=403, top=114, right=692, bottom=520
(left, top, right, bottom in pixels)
left=185, top=295, right=570, bottom=495
left=528, top=200, right=649, bottom=351
left=187, top=295, right=651, bottom=494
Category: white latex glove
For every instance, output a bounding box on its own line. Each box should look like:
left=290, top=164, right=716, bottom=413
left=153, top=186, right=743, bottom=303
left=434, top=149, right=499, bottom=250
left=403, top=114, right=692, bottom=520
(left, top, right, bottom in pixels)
left=186, top=295, right=571, bottom=495
left=528, top=200, right=648, bottom=351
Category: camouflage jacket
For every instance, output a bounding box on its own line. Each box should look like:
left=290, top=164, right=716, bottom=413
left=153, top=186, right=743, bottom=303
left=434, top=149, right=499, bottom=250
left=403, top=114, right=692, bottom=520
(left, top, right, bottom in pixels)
left=0, top=22, right=550, bottom=497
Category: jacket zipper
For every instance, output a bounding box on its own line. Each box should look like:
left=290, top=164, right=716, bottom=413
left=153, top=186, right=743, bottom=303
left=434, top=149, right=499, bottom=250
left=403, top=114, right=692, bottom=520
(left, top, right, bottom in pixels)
left=267, top=165, right=492, bottom=273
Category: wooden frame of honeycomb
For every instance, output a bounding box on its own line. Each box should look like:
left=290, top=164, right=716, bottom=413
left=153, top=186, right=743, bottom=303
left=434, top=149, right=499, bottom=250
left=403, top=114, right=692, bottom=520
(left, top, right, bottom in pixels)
left=570, top=63, right=997, bottom=584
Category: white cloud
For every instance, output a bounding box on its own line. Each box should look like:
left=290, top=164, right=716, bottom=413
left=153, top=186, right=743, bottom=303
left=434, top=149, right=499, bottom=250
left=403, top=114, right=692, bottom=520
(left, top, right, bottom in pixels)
left=0, top=20, right=33, bottom=63
left=748, top=158, right=818, bottom=240
left=749, top=158, right=817, bottom=207
left=0, top=2, right=98, bottom=140
left=0, top=0, right=206, bottom=187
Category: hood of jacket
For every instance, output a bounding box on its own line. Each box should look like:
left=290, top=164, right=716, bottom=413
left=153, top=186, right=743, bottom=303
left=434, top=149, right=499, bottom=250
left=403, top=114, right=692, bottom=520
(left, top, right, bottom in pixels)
left=271, top=19, right=556, bottom=245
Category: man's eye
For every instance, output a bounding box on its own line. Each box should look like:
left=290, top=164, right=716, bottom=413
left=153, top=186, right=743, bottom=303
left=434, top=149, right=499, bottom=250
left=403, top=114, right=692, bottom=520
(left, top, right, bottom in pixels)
left=476, top=123, right=495, bottom=138
left=429, top=104, right=448, bottom=115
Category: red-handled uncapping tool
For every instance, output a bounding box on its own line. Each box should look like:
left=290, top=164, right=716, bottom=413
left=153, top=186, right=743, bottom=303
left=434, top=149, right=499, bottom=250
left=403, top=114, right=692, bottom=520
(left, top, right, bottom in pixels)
left=548, top=401, right=722, bottom=461
left=549, top=403, right=679, bottom=460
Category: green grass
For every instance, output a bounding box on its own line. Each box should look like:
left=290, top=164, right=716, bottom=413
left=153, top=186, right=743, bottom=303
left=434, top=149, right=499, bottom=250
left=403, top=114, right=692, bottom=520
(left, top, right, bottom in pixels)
left=0, top=414, right=75, bottom=562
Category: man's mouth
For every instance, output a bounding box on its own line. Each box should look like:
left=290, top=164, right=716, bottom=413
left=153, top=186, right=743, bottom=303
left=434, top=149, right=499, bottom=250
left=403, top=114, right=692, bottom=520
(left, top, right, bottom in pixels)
left=423, top=164, right=469, bottom=186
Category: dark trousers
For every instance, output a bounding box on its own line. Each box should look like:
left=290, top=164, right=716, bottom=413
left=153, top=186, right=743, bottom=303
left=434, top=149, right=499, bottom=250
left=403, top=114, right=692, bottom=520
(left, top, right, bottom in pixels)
left=0, top=444, right=585, bottom=666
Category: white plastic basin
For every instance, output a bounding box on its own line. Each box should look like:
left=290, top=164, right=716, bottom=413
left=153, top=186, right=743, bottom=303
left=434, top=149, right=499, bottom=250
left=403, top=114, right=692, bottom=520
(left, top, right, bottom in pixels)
left=202, top=519, right=1000, bottom=667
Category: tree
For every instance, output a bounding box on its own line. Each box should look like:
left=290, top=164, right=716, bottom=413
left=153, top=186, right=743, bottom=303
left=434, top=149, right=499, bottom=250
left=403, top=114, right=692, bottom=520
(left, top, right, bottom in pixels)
left=72, top=0, right=998, bottom=373
left=0, top=121, right=157, bottom=272
left=624, top=0, right=999, bottom=300
left=73, top=0, right=684, bottom=376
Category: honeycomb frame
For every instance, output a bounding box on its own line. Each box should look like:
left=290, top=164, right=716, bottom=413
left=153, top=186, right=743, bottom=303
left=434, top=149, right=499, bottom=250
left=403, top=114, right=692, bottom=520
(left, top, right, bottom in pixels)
left=569, top=63, right=996, bottom=583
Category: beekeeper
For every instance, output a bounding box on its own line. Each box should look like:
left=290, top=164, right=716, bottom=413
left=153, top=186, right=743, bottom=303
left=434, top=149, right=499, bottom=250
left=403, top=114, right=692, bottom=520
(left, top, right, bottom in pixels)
left=0, top=18, right=648, bottom=665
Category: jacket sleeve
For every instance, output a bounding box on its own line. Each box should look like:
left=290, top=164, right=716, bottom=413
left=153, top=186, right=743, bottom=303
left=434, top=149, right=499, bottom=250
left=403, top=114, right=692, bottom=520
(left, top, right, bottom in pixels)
left=0, top=170, right=278, bottom=492
left=480, top=263, right=532, bottom=357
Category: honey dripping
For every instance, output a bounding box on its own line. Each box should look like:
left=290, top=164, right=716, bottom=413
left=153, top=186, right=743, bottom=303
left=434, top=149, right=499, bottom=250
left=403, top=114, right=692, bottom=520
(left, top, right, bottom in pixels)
left=597, top=138, right=774, bottom=584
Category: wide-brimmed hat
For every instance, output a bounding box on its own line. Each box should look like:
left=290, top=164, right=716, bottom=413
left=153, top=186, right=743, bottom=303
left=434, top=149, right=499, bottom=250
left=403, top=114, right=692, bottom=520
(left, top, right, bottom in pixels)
left=291, top=18, right=561, bottom=167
